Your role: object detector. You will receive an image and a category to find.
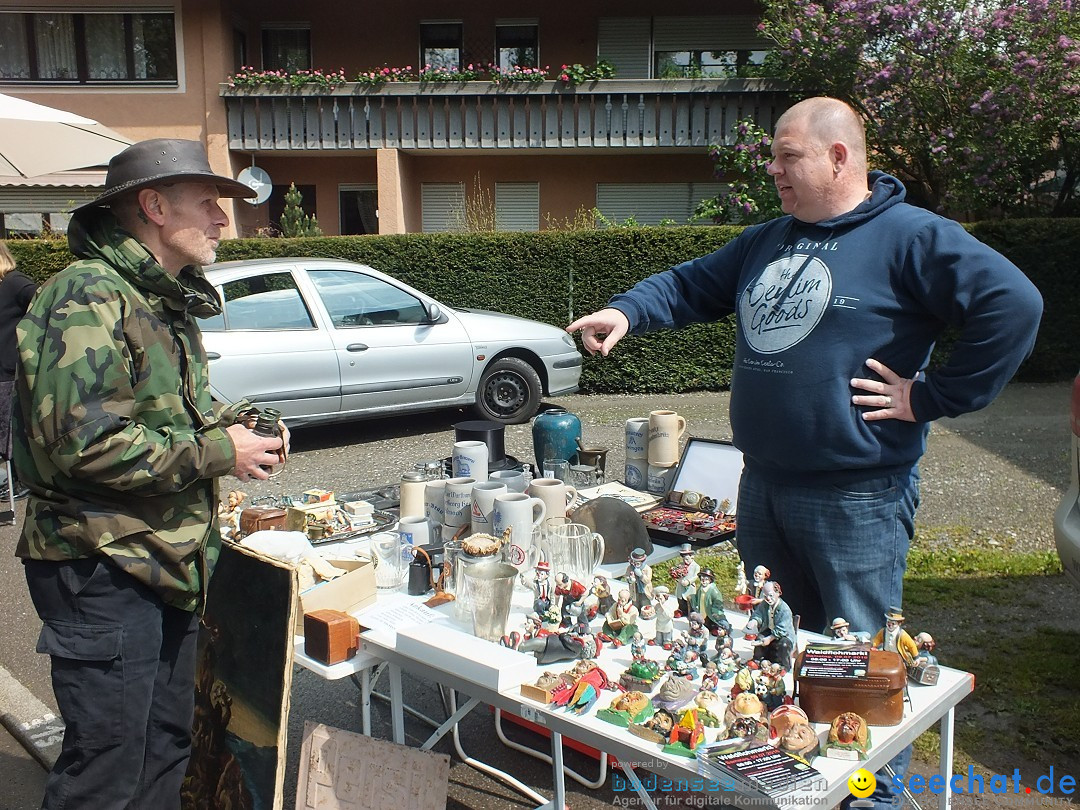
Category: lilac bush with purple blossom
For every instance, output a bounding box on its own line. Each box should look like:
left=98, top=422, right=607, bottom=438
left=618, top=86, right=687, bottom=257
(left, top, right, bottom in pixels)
left=694, top=118, right=785, bottom=224
left=759, top=0, right=1079, bottom=216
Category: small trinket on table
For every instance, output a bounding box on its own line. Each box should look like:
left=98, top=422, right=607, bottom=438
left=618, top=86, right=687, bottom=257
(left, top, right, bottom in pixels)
left=823, top=712, right=872, bottom=761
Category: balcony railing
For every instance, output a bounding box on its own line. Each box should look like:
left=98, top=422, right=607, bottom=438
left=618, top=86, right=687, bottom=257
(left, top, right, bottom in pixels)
left=221, top=79, right=790, bottom=151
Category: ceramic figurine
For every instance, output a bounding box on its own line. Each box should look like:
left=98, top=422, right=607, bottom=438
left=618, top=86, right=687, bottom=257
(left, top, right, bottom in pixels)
left=590, top=575, right=615, bottom=616
left=685, top=612, right=711, bottom=664
left=830, top=616, right=871, bottom=644
left=750, top=565, right=771, bottom=604
left=601, top=588, right=640, bottom=645
left=699, top=660, right=721, bottom=693
left=625, top=547, right=654, bottom=610
left=778, top=720, right=821, bottom=763
left=519, top=671, right=565, bottom=703
left=748, top=581, right=796, bottom=667
left=551, top=659, right=612, bottom=715
left=767, top=704, right=810, bottom=741
left=686, top=568, right=726, bottom=636
left=715, top=646, right=740, bottom=680
left=723, top=692, right=769, bottom=742
left=554, top=572, right=587, bottom=625
left=628, top=707, right=676, bottom=744
left=619, top=657, right=662, bottom=692
left=500, top=610, right=549, bottom=650
left=596, top=690, right=655, bottom=728
left=630, top=632, right=647, bottom=662
left=712, top=618, right=735, bottom=656
left=735, top=561, right=748, bottom=597
left=909, top=631, right=941, bottom=685
left=652, top=585, right=677, bottom=648
left=872, top=606, right=919, bottom=665
left=693, top=689, right=726, bottom=728
left=533, top=560, right=554, bottom=616
left=662, top=708, right=707, bottom=757
left=652, top=673, right=699, bottom=712
left=823, top=712, right=872, bottom=761
left=669, top=543, right=700, bottom=616
left=757, top=661, right=788, bottom=710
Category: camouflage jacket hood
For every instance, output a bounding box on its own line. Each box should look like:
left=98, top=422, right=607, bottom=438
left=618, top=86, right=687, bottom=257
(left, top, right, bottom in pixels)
left=13, top=207, right=238, bottom=611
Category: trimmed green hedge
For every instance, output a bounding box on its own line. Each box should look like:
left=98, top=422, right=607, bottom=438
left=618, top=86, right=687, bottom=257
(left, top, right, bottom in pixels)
left=9, top=219, right=1078, bottom=391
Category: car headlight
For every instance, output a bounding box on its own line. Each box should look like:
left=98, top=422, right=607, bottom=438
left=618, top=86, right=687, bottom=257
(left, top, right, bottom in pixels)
left=562, top=333, right=576, bottom=349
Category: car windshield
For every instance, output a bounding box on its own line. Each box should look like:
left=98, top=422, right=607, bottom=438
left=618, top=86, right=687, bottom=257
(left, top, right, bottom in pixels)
left=308, top=269, right=427, bottom=327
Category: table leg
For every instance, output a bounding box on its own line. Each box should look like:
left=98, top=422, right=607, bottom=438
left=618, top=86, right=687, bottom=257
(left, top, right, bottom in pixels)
left=389, top=663, right=405, bottom=745
left=939, top=707, right=955, bottom=810
left=551, top=730, right=566, bottom=810
left=361, top=667, right=371, bottom=737
left=616, top=763, right=660, bottom=810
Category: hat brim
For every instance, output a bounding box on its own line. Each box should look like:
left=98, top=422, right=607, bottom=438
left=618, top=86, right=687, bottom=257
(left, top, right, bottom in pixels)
left=75, top=172, right=257, bottom=212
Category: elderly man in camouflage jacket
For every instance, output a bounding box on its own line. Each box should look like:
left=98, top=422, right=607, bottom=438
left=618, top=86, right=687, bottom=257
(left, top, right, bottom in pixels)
left=13, top=139, right=286, bottom=810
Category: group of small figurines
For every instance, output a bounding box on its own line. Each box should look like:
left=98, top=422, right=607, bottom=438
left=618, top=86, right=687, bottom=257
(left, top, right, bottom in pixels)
left=511, top=546, right=942, bottom=764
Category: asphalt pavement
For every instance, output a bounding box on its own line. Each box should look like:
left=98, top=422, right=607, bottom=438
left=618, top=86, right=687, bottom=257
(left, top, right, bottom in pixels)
left=0, top=384, right=1068, bottom=809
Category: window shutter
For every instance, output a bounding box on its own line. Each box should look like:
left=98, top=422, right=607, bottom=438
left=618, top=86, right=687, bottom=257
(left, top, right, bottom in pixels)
left=596, top=182, right=727, bottom=226
left=597, top=17, right=650, bottom=79
left=0, top=186, right=99, bottom=213
left=654, top=16, right=768, bottom=51
left=494, top=182, right=539, bottom=232
left=421, top=182, right=466, bottom=233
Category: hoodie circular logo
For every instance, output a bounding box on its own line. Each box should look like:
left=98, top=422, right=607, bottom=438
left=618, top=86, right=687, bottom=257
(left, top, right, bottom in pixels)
left=739, top=254, right=832, bottom=354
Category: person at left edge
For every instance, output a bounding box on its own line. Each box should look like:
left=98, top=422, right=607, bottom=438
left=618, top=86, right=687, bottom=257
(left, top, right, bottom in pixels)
left=13, top=138, right=288, bottom=810
left=0, top=240, right=35, bottom=500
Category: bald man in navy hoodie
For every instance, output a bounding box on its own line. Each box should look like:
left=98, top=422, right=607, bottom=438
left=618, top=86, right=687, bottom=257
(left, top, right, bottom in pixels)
left=568, top=97, right=1042, bottom=810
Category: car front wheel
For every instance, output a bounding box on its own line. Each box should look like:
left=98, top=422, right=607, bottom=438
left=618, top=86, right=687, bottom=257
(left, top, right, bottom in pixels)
left=475, top=357, right=543, bottom=425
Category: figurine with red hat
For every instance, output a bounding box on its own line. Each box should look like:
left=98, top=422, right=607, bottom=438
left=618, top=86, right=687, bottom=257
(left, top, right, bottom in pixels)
left=533, top=560, right=553, bottom=615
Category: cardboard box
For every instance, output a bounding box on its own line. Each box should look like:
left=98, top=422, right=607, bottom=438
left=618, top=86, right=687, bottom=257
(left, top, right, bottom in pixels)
left=295, top=557, right=375, bottom=634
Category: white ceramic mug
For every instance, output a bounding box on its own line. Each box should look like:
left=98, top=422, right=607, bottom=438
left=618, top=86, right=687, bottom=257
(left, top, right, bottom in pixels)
left=397, top=515, right=435, bottom=548
left=452, top=440, right=489, bottom=482
left=443, top=477, right=476, bottom=528
left=424, top=479, right=447, bottom=525
left=647, top=463, right=677, bottom=495
left=625, top=417, right=650, bottom=460
left=624, top=458, right=649, bottom=490
left=648, top=410, right=687, bottom=467
left=492, top=493, right=546, bottom=571
left=489, top=469, right=527, bottom=493
left=528, top=477, right=578, bottom=522
left=470, top=481, right=507, bottom=534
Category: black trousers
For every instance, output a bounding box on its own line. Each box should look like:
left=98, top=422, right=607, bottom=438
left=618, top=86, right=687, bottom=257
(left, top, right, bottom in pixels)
left=24, top=557, right=199, bottom=810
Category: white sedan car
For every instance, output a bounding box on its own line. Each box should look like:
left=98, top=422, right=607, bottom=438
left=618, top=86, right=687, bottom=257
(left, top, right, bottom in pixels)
left=1054, top=371, right=1080, bottom=586
left=197, top=258, right=582, bottom=427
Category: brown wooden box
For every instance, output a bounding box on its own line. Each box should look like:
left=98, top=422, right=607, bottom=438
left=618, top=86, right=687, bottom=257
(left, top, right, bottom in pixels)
left=303, top=609, right=360, bottom=665
left=794, top=647, right=907, bottom=726
left=239, top=506, right=287, bottom=536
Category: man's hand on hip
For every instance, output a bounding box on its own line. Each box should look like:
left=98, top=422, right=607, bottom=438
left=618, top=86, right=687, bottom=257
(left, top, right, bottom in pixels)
left=851, top=358, right=916, bottom=422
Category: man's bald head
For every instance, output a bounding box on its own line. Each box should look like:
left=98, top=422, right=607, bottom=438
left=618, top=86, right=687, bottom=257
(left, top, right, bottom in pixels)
left=776, top=97, right=868, bottom=173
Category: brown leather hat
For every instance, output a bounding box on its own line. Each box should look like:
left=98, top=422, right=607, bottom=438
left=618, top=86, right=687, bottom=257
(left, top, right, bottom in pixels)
left=77, top=138, right=254, bottom=210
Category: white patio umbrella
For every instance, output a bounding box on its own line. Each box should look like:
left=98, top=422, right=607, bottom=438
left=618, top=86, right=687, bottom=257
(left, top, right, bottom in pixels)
left=0, top=92, right=132, bottom=178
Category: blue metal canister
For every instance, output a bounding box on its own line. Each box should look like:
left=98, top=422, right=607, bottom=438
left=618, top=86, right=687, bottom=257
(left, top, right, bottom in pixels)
left=531, top=407, right=582, bottom=470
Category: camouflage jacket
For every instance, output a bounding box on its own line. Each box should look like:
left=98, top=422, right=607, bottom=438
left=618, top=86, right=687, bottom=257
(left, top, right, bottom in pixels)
left=14, top=207, right=241, bottom=612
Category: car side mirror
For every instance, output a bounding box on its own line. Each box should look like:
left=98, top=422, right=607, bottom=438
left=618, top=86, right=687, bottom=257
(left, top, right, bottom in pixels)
left=425, top=302, right=442, bottom=323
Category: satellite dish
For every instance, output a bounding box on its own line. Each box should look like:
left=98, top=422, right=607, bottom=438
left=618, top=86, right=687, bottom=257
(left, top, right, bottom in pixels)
left=236, top=166, right=272, bottom=205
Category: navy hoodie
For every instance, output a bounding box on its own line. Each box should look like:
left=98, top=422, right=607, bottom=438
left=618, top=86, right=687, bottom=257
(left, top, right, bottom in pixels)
left=609, top=173, right=1043, bottom=485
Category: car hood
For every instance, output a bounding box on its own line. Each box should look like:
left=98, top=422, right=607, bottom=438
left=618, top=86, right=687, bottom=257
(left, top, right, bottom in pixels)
left=453, top=307, right=569, bottom=341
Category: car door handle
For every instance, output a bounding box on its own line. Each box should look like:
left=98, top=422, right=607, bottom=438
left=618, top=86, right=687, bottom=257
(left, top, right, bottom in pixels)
left=346, top=343, right=369, bottom=352
left=206, top=352, right=221, bottom=360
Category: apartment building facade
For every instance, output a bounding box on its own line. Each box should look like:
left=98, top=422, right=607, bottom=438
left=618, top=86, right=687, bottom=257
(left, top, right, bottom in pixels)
left=0, top=1, right=791, bottom=238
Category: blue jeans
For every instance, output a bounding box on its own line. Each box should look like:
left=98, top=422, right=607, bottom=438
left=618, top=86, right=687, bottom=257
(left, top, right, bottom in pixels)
left=736, top=467, right=920, bottom=810
left=24, top=557, right=200, bottom=810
